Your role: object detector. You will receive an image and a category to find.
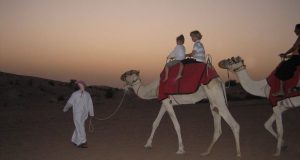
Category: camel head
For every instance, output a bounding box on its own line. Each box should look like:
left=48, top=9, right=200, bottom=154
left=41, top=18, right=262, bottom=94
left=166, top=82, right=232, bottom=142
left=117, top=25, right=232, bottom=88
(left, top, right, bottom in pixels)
left=218, top=56, right=246, bottom=72
left=120, top=70, right=140, bottom=86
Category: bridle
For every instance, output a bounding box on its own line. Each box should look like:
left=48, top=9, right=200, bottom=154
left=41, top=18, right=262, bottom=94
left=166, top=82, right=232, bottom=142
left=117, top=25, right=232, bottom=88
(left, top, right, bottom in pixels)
left=233, top=64, right=246, bottom=72
left=125, top=76, right=142, bottom=96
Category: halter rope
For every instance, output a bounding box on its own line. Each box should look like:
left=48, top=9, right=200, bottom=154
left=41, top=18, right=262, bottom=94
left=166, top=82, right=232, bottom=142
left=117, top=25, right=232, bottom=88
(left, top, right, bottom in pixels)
left=88, top=89, right=127, bottom=133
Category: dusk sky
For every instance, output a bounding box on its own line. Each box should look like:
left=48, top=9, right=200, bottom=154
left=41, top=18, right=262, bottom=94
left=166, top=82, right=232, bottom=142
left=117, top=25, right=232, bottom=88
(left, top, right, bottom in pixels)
left=0, top=0, right=299, bottom=87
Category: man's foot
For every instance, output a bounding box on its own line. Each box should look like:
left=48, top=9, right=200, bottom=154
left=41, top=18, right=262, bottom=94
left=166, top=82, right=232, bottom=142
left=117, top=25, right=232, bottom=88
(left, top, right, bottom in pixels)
left=78, top=142, right=88, bottom=148
left=71, top=142, right=77, bottom=146
left=272, top=91, right=285, bottom=97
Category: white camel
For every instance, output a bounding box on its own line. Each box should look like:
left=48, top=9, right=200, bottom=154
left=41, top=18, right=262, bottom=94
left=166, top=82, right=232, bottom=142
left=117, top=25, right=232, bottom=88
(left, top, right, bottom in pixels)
left=120, top=70, right=241, bottom=157
left=219, top=56, right=300, bottom=156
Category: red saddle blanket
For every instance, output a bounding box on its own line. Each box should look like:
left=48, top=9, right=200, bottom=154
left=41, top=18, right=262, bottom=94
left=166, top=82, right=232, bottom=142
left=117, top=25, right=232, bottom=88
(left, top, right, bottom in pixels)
left=158, top=62, right=218, bottom=100
left=267, top=63, right=300, bottom=106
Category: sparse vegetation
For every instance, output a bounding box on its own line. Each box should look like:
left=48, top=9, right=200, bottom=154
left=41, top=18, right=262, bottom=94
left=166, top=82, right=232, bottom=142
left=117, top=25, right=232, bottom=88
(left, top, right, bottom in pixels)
left=57, top=95, right=65, bottom=101
left=28, top=79, right=34, bottom=86
left=48, top=80, right=55, bottom=86
left=15, top=80, right=20, bottom=86
left=104, top=88, right=114, bottom=99
left=69, top=79, right=76, bottom=86
left=38, top=85, right=46, bottom=92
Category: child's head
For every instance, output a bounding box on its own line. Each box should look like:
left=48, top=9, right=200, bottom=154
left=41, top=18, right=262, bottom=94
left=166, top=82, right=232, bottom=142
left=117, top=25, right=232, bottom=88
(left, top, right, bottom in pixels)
left=190, top=30, right=202, bottom=42
left=176, top=34, right=185, bottom=45
left=295, top=24, right=300, bottom=35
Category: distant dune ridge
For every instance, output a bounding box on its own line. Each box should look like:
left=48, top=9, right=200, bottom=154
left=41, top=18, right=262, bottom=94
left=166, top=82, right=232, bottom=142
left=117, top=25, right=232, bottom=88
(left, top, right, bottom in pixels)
left=0, top=71, right=261, bottom=108
left=0, top=71, right=120, bottom=108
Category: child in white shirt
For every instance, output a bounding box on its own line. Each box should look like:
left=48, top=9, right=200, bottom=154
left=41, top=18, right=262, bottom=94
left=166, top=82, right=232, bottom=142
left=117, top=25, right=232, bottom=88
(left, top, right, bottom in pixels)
left=187, top=30, right=206, bottom=63
left=164, top=34, right=186, bottom=81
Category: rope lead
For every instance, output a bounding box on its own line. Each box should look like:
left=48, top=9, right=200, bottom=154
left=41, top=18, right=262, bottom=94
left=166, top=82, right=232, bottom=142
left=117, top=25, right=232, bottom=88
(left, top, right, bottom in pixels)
left=89, top=90, right=127, bottom=133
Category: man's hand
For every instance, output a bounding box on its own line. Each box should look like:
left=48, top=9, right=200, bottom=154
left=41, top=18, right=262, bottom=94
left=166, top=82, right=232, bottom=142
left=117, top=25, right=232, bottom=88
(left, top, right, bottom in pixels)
left=63, top=107, right=68, bottom=112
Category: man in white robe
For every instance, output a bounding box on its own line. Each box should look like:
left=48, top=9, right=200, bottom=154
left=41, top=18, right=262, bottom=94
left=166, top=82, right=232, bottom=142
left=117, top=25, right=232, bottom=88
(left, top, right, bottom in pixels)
left=63, top=80, right=94, bottom=148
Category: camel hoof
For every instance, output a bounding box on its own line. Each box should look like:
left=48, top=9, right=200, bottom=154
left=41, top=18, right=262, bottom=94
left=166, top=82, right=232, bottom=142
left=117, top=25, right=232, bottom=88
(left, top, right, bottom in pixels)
left=272, top=152, right=280, bottom=157
left=176, top=150, right=186, bottom=155
left=236, top=153, right=241, bottom=158
left=200, top=151, right=210, bottom=156
left=144, top=144, right=152, bottom=149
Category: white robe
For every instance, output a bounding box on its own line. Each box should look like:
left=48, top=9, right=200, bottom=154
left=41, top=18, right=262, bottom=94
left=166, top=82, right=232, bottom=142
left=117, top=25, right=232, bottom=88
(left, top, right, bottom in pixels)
left=63, top=90, right=94, bottom=145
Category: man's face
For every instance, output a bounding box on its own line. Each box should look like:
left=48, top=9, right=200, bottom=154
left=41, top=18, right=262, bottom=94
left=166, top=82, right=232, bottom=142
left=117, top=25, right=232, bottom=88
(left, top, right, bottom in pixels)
left=77, top=83, right=85, bottom=90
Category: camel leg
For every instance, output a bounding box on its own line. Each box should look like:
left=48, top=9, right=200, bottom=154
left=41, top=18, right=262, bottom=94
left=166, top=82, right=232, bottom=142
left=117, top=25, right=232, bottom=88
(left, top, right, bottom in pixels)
left=218, top=106, right=241, bottom=157
left=264, top=113, right=277, bottom=138
left=273, top=106, right=284, bottom=157
left=264, top=107, right=289, bottom=153
left=163, top=100, right=185, bottom=154
left=144, top=104, right=166, bottom=148
left=201, top=105, right=222, bottom=156
left=203, top=82, right=240, bottom=157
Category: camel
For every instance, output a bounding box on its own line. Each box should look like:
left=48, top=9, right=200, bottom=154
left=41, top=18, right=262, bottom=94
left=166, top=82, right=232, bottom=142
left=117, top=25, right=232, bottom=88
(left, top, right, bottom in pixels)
left=120, top=69, right=241, bottom=157
left=218, top=56, right=300, bottom=156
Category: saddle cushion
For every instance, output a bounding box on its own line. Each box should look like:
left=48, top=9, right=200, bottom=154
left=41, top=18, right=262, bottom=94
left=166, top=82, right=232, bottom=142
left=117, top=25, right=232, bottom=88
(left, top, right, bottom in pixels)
left=158, top=59, right=218, bottom=100
left=267, top=61, right=300, bottom=106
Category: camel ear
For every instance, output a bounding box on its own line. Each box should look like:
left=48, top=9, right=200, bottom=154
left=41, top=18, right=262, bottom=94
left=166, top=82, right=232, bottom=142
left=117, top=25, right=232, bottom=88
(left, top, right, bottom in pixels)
left=121, top=71, right=129, bottom=81
left=137, top=70, right=140, bottom=76
left=120, top=73, right=125, bottom=81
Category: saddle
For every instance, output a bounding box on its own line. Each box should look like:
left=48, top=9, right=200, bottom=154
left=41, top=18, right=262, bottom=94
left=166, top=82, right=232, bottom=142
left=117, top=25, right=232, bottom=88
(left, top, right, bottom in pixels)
left=267, top=60, right=300, bottom=106
left=158, top=59, right=218, bottom=100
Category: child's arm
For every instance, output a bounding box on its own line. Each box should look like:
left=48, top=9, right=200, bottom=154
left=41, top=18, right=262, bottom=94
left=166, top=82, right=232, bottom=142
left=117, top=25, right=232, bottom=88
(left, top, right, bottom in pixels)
left=186, top=50, right=196, bottom=57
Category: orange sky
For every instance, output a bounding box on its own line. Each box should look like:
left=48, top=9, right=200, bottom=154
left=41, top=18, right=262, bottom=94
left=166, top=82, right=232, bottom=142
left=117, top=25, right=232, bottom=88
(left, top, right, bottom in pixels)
left=0, top=0, right=299, bottom=87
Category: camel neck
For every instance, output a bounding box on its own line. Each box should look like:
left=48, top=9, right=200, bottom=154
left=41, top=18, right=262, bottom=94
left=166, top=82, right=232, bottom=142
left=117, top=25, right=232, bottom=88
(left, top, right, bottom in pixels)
left=131, top=78, right=160, bottom=100
left=235, top=69, right=269, bottom=98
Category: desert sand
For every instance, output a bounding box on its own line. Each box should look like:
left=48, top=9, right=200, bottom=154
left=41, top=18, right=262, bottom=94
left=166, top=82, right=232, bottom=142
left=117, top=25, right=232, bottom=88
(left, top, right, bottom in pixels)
left=1, top=72, right=300, bottom=160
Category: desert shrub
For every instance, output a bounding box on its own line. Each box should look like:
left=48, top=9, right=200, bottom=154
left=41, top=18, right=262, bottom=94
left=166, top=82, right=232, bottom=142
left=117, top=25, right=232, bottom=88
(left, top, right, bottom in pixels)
left=38, top=85, right=46, bottom=92
left=69, top=79, right=76, bottom=86
left=48, top=80, right=55, bottom=86
left=104, top=88, right=114, bottom=99
left=15, top=80, right=20, bottom=86
left=57, top=95, right=65, bottom=101
left=28, top=79, right=34, bottom=86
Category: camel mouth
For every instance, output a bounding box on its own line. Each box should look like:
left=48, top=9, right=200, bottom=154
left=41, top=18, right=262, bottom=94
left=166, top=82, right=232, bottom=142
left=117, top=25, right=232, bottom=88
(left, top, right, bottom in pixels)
left=218, top=60, right=229, bottom=69
left=120, top=70, right=140, bottom=81
left=218, top=56, right=244, bottom=70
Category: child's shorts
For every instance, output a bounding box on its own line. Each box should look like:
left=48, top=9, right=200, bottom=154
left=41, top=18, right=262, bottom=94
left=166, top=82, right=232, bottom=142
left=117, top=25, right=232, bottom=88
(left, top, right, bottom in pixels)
left=165, top=60, right=181, bottom=68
